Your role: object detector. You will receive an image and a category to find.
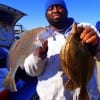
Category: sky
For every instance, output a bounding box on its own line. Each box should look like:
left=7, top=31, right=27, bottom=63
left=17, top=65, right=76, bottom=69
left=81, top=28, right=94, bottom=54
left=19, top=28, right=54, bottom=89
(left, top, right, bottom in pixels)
left=0, top=0, right=100, bottom=30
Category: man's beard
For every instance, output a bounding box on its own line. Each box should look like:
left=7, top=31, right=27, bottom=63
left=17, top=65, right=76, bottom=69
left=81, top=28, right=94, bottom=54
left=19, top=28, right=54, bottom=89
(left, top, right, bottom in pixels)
left=47, top=17, right=68, bottom=29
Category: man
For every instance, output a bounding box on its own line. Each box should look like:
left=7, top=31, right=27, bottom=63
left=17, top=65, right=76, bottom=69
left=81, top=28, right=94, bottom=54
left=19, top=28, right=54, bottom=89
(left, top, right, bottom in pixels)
left=23, top=0, right=100, bottom=99
left=2, top=0, right=99, bottom=99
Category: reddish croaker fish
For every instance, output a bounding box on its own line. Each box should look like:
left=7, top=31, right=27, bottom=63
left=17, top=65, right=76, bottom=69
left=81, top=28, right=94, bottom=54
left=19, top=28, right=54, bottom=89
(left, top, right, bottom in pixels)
left=2, top=27, right=52, bottom=92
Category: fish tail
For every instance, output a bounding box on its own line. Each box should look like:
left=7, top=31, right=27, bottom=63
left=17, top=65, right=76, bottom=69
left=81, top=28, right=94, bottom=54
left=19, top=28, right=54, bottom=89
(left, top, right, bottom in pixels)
left=2, top=72, right=17, bottom=92
left=79, top=86, right=89, bottom=100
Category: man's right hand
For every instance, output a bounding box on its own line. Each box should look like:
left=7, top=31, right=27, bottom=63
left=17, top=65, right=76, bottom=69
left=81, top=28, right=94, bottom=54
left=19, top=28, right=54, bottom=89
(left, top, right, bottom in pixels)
left=37, top=40, right=48, bottom=59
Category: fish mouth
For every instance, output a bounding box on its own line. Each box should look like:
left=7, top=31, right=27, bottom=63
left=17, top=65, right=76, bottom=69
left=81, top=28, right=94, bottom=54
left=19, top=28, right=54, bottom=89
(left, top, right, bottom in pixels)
left=34, top=40, right=42, bottom=49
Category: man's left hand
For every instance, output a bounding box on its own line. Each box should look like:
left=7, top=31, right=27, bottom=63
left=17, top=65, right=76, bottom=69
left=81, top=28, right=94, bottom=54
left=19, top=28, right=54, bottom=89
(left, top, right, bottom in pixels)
left=80, top=26, right=99, bottom=46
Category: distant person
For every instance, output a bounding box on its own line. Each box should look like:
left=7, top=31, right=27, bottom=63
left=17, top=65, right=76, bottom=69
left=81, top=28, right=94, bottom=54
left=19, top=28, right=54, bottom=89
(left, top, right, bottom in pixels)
left=0, top=21, right=14, bottom=67
left=0, top=21, right=15, bottom=99
left=96, top=21, right=100, bottom=33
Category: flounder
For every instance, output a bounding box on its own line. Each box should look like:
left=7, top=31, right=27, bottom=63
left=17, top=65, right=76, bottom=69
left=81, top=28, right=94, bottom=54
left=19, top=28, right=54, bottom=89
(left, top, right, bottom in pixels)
left=60, top=23, right=95, bottom=100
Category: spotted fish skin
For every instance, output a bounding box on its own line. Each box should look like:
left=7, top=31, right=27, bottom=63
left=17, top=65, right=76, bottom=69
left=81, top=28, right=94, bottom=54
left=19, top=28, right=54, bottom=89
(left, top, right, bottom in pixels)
left=60, top=23, right=95, bottom=100
left=2, top=27, right=46, bottom=92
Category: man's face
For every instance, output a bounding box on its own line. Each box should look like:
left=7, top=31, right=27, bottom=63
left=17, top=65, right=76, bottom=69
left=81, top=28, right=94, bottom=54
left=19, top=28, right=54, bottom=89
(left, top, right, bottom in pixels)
left=46, top=4, right=67, bottom=25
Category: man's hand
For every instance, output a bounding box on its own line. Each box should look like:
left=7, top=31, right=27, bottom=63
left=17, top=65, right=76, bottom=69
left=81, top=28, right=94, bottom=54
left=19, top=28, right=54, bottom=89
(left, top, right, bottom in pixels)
left=34, top=41, right=48, bottom=59
left=80, top=26, right=99, bottom=46
left=38, top=41, right=48, bottom=59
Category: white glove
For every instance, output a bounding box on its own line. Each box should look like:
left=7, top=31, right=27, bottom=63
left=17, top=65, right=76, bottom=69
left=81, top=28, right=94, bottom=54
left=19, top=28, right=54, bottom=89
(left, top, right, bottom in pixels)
left=24, top=52, right=48, bottom=77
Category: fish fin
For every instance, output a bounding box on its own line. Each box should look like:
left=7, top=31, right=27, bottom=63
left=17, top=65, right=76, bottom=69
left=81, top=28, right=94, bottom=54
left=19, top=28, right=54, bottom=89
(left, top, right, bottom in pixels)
left=79, top=86, right=89, bottom=100
left=71, top=22, right=77, bottom=34
left=65, top=79, right=77, bottom=90
left=2, top=73, right=17, bottom=92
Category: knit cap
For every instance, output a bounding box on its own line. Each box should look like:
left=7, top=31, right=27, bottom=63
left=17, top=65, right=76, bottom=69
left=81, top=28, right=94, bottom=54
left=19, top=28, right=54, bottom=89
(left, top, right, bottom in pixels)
left=45, top=0, right=67, bottom=13
left=95, top=21, right=100, bottom=31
